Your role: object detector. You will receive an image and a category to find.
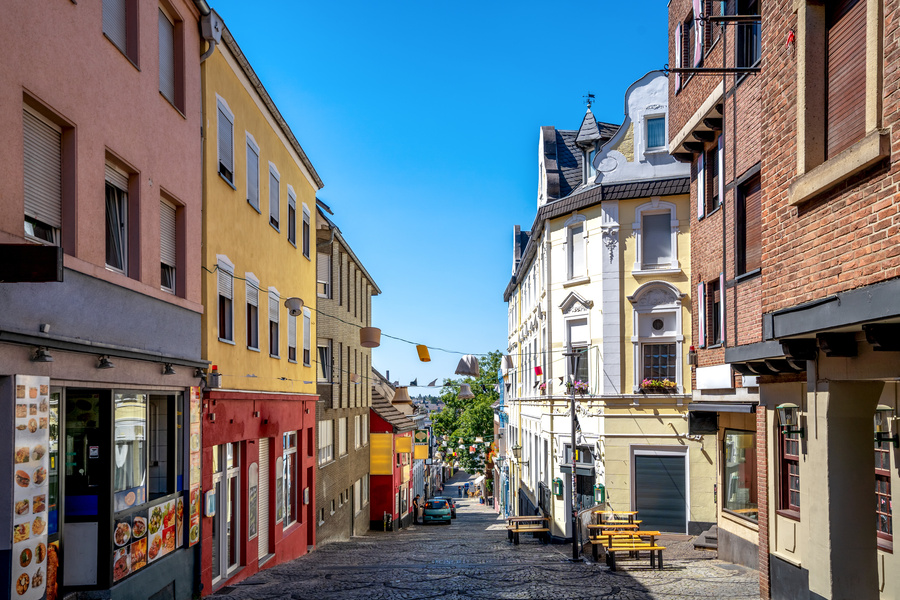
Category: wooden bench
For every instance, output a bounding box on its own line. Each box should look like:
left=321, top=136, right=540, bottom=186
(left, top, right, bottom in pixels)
left=588, top=530, right=663, bottom=569
left=506, top=516, right=549, bottom=545
left=604, top=542, right=666, bottom=571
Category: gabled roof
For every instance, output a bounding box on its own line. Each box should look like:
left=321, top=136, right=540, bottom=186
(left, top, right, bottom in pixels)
left=575, top=109, right=601, bottom=146
left=371, top=371, right=416, bottom=433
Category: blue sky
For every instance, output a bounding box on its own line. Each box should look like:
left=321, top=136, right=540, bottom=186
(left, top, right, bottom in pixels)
left=210, top=1, right=670, bottom=391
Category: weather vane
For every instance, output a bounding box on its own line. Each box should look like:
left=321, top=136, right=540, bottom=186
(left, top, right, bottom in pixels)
left=584, top=92, right=595, bottom=109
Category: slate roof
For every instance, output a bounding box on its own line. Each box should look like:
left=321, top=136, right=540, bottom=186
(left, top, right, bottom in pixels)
left=371, top=394, right=416, bottom=433
left=575, top=109, right=601, bottom=146
left=546, top=121, right=619, bottom=201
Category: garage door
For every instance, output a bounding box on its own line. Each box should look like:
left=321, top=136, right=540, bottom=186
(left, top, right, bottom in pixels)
left=633, top=453, right=686, bottom=533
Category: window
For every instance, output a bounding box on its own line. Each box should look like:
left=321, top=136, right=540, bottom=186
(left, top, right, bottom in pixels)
left=302, top=204, right=311, bottom=259
left=826, top=0, right=866, bottom=159
left=362, top=476, right=368, bottom=506
left=211, top=442, right=240, bottom=581
left=148, top=394, right=182, bottom=499
left=246, top=134, right=260, bottom=211
left=160, top=199, right=177, bottom=294
left=105, top=164, right=130, bottom=274
left=354, top=480, right=361, bottom=514
left=646, top=116, right=666, bottom=150
left=317, top=252, right=332, bottom=298
left=567, top=222, right=585, bottom=280
left=158, top=8, right=175, bottom=104
left=780, top=430, right=801, bottom=514
left=246, top=275, right=259, bottom=350
left=737, top=174, right=762, bottom=275
left=268, top=288, right=280, bottom=358
left=23, top=107, right=62, bottom=245
left=723, top=430, right=758, bottom=521
left=317, top=339, right=332, bottom=382
left=876, top=442, right=893, bottom=544
left=736, top=0, right=761, bottom=68
left=287, top=188, right=296, bottom=246
left=317, top=420, right=334, bottom=465
left=103, top=0, right=138, bottom=63
left=283, top=431, right=298, bottom=527
left=565, top=318, right=589, bottom=383
left=217, top=97, right=234, bottom=183
left=642, top=214, right=672, bottom=269
left=704, top=138, right=723, bottom=214
left=114, top=393, right=148, bottom=498
left=707, top=277, right=723, bottom=346
left=288, top=313, right=297, bottom=362
left=338, top=418, right=348, bottom=457
left=217, top=256, right=234, bottom=342
left=354, top=415, right=361, bottom=448
left=362, top=414, right=368, bottom=446
left=303, top=308, right=311, bottom=366
left=642, top=343, right=676, bottom=382
left=268, top=163, right=280, bottom=230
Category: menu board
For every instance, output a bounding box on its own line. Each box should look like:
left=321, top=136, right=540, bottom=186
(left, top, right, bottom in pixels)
left=188, top=387, right=201, bottom=547
left=12, top=375, right=50, bottom=599
left=112, top=509, right=148, bottom=582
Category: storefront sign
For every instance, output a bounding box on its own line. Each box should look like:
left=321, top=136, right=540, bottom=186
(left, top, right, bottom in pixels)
left=12, top=375, right=50, bottom=599
left=188, top=387, right=201, bottom=547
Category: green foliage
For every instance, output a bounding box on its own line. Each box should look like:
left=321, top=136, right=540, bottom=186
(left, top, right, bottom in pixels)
left=431, top=351, right=501, bottom=474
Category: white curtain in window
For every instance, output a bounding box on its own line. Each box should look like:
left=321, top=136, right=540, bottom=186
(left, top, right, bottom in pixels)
left=642, top=213, right=671, bottom=267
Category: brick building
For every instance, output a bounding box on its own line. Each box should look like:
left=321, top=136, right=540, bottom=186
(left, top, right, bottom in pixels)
left=667, top=0, right=768, bottom=574
left=671, top=1, right=900, bottom=599
left=314, top=203, right=380, bottom=543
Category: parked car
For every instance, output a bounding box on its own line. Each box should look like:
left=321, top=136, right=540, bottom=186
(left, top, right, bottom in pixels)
left=423, top=499, right=452, bottom=524
left=434, top=496, right=457, bottom=518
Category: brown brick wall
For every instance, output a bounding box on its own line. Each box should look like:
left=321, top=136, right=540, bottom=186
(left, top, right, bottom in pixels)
left=757, top=407, right=770, bottom=599
left=761, top=0, right=900, bottom=314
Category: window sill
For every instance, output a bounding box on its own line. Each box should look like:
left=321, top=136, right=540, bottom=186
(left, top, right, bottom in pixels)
left=289, top=240, right=296, bottom=248
left=218, top=337, right=236, bottom=345
left=563, top=276, right=590, bottom=288
left=248, top=202, right=261, bottom=214
left=104, top=33, right=140, bottom=71
left=289, top=359, right=297, bottom=364
left=270, top=222, right=280, bottom=233
left=722, top=508, right=759, bottom=526
left=734, top=269, right=761, bottom=285
left=776, top=508, right=801, bottom=522
left=877, top=538, right=893, bottom=554
left=160, top=92, right=186, bottom=119
left=248, top=346, right=260, bottom=352
left=303, top=363, right=311, bottom=368
left=701, top=204, right=722, bottom=220
left=219, top=172, right=236, bottom=190
left=632, top=268, right=681, bottom=276
left=269, top=353, right=280, bottom=359
left=789, top=129, right=891, bottom=206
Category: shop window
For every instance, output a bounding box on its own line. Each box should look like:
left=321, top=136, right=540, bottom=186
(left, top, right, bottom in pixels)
left=148, top=394, right=181, bottom=500
left=211, top=442, right=240, bottom=583
left=723, top=429, right=758, bottom=521
left=779, top=430, right=801, bottom=515
left=114, top=393, right=148, bottom=503
left=876, top=442, right=893, bottom=546
left=48, top=388, right=61, bottom=537
left=283, top=432, right=298, bottom=527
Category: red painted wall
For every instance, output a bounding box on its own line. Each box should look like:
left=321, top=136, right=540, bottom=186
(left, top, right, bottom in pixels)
left=201, top=391, right=316, bottom=595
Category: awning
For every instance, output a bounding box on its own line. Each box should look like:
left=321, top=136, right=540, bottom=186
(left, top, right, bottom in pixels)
left=473, top=475, right=485, bottom=485
left=688, top=403, right=756, bottom=413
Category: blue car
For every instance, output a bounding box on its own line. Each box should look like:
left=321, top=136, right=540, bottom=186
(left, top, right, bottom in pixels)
left=434, top=496, right=457, bottom=518
left=423, top=499, right=452, bottom=524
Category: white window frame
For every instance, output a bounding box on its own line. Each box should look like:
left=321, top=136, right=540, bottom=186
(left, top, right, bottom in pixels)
left=216, top=95, right=235, bottom=185
left=362, top=414, right=368, bottom=446
left=564, top=214, right=588, bottom=282
left=246, top=133, right=260, bottom=212
left=105, top=163, right=130, bottom=275
left=268, top=286, right=280, bottom=358
left=628, top=281, right=685, bottom=393
left=268, top=162, right=280, bottom=231
left=216, top=255, right=235, bottom=344
left=317, top=339, right=332, bottom=382
left=354, top=414, right=361, bottom=449
left=632, top=198, right=680, bottom=274
left=318, top=419, right=334, bottom=465
left=245, top=272, right=259, bottom=351
left=283, top=431, right=298, bottom=527
left=362, top=475, right=368, bottom=505
left=302, top=203, right=311, bottom=260
left=644, top=114, right=667, bottom=153
left=287, top=185, right=296, bottom=246
left=564, top=315, right=590, bottom=385
left=303, top=307, right=311, bottom=367
left=338, top=417, right=348, bottom=457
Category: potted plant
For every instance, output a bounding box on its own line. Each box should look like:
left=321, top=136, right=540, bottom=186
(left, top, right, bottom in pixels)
left=640, top=378, right=677, bottom=393
left=574, top=380, right=589, bottom=395
left=538, top=382, right=547, bottom=395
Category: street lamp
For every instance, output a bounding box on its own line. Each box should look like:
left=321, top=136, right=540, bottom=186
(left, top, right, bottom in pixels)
left=563, top=350, right=583, bottom=562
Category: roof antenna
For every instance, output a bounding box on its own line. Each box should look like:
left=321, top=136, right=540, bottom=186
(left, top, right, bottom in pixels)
left=583, top=92, right=595, bottom=109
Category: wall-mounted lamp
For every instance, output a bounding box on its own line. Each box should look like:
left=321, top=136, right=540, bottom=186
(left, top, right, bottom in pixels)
left=875, top=404, right=899, bottom=448
left=97, top=355, right=115, bottom=369
left=32, top=347, right=54, bottom=363
left=284, top=297, right=304, bottom=317
left=162, top=363, right=176, bottom=376
left=776, top=402, right=805, bottom=437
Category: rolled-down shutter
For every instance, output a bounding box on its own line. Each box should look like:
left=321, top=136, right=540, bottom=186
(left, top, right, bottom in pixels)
left=269, top=171, right=279, bottom=225
left=217, top=266, right=233, bottom=299
left=269, top=291, right=279, bottom=323
left=105, top=164, right=128, bottom=191
left=217, top=105, right=233, bottom=176
left=288, top=313, right=296, bottom=350
left=160, top=200, right=176, bottom=268
left=317, top=253, right=331, bottom=296
left=102, top=0, right=127, bottom=51
left=246, top=279, right=258, bottom=307
left=258, top=437, right=270, bottom=560
left=158, top=9, right=175, bottom=102
left=826, top=0, right=866, bottom=159
left=247, top=144, right=259, bottom=208
left=743, top=177, right=762, bottom=272
left=23, top=109, right=62, bottom=229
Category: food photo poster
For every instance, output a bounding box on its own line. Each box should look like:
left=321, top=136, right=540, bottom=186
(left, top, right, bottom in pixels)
left=12, top=375, right=50, bottom=599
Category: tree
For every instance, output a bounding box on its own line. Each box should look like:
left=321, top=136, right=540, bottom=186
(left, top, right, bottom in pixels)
left=431, top=351, right=501, bottom=473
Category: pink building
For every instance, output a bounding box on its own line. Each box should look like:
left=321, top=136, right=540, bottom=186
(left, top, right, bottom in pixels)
left=0, top=1, right=211, bottom=598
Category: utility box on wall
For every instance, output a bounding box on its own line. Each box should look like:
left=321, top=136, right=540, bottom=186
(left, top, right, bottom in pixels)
left=553, top=478, right=563, bottom=496
left=594, top=483, right=605, bottom=504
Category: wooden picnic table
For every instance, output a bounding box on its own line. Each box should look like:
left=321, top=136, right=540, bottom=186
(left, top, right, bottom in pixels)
left=506, top=515, right=549, bottom=545
left=587, top=528, right=665, bottom=569
left=587, top=522, right=640, bottom=531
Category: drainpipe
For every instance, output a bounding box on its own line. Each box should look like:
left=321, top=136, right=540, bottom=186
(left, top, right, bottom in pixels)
left=197, top=5, right=222, bottom=64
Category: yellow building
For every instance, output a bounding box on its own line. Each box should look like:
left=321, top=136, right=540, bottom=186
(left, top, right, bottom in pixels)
left=502, top=72, right=715, bottom=540
left=198, top=14, right=322, bottom=593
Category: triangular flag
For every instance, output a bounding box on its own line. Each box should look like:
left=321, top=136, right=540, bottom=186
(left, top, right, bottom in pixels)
left=410, top=378, right=418, bottom=387
left=428, top=379, right=437, bottom=386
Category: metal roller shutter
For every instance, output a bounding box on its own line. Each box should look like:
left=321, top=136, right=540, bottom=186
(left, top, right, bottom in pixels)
left=158, top=9, right=175, bottom=102
left=633, top=453, right=687, bottom=533
left=23, top=109, right=62, bottom=229
left=105, top=163, right=128, bottom=191
left=217, top=266, right=232, bottom=299
left=258, top=437, right=270, bottom=560
left=160, top=200, right=177, bottom=267
left=102, top=0, right=127, bottom=51
left=826, top=0, right=866, bottom=158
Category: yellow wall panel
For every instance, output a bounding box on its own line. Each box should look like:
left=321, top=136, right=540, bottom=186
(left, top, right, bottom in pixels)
left=370, top=433, right=393, bottom=475
left=395, top=436, right=412, bottom=453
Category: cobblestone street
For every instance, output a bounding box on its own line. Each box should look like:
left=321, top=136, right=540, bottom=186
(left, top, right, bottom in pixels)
left=210, top=477, right=759, bottom=600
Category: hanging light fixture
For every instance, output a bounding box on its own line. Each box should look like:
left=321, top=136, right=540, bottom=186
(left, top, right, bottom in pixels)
left=455, top=355, right=480, bottom=377
left=359, top=327, right=381, bottom=348
left=31, top=347, right=54, bottom=363
left=458, top=383, right=475, bottom=400
left=97, top=355, right=115, bottom=369
left=350, top=373, right=360, bottom=384
left=392, top=386, right=413, bottom=405
left=416, top=345, right=431, bottom=362
left=475, top=436, right=484, bottom=443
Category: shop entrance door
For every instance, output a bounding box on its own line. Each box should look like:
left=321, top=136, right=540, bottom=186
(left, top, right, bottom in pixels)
left=63, top=389, right=111, bottom=588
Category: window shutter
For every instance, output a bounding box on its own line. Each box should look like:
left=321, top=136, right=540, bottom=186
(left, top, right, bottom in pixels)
left=744, top=177, right=762, bottom=272
left=269, top=291, right=279, bottom=323
left=570, top=225, right=584, bottom=277
left=217, top=106, right=233, bottom=176
left=303, top=309, right=311, bottom=360
left=288, top=313, right=296, bottom=348
left=158, top=9, right=175, bottom=102
left=103, top=0, right=127, bottom=51
left=317, top=253, right=331, bottom=295
left=105, top=164, right=129, bottom=191
left=217, top=267, right=233, bottom=299
left=160, top=200, right=176, bottom=267
left=23, top=109, right=62, bottom=229
left=693, top=0, right=704, bottom=65
left=269, top=171, right=279, bottom=225
left=826, top=0, right=866, bottom=158
left=247, top=143, right=259, bottom=209
left=697, top=153, right=705, bottom=219
left=718, top=273, right=726, bottom=343
left=674, top=23, right=682, bottom=89
left=246, top=279, right=258, bottom=307
left=717, top=136, right=725, bottom=203
left=697, top=282, right=706, bottom=348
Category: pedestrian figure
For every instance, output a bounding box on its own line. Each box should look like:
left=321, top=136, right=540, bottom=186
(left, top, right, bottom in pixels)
left=458, top=486, right=462, bottom=497
left=412, top=495, right=421, bottom=524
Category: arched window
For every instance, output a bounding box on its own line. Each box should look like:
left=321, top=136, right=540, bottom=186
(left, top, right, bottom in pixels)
left=628, top=282, right=685, bottom=392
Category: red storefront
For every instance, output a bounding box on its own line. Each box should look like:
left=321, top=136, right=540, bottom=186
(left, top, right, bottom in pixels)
left=200, top=391, right=316, bottom=594
left=369, top=394, right=415, bottom=531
